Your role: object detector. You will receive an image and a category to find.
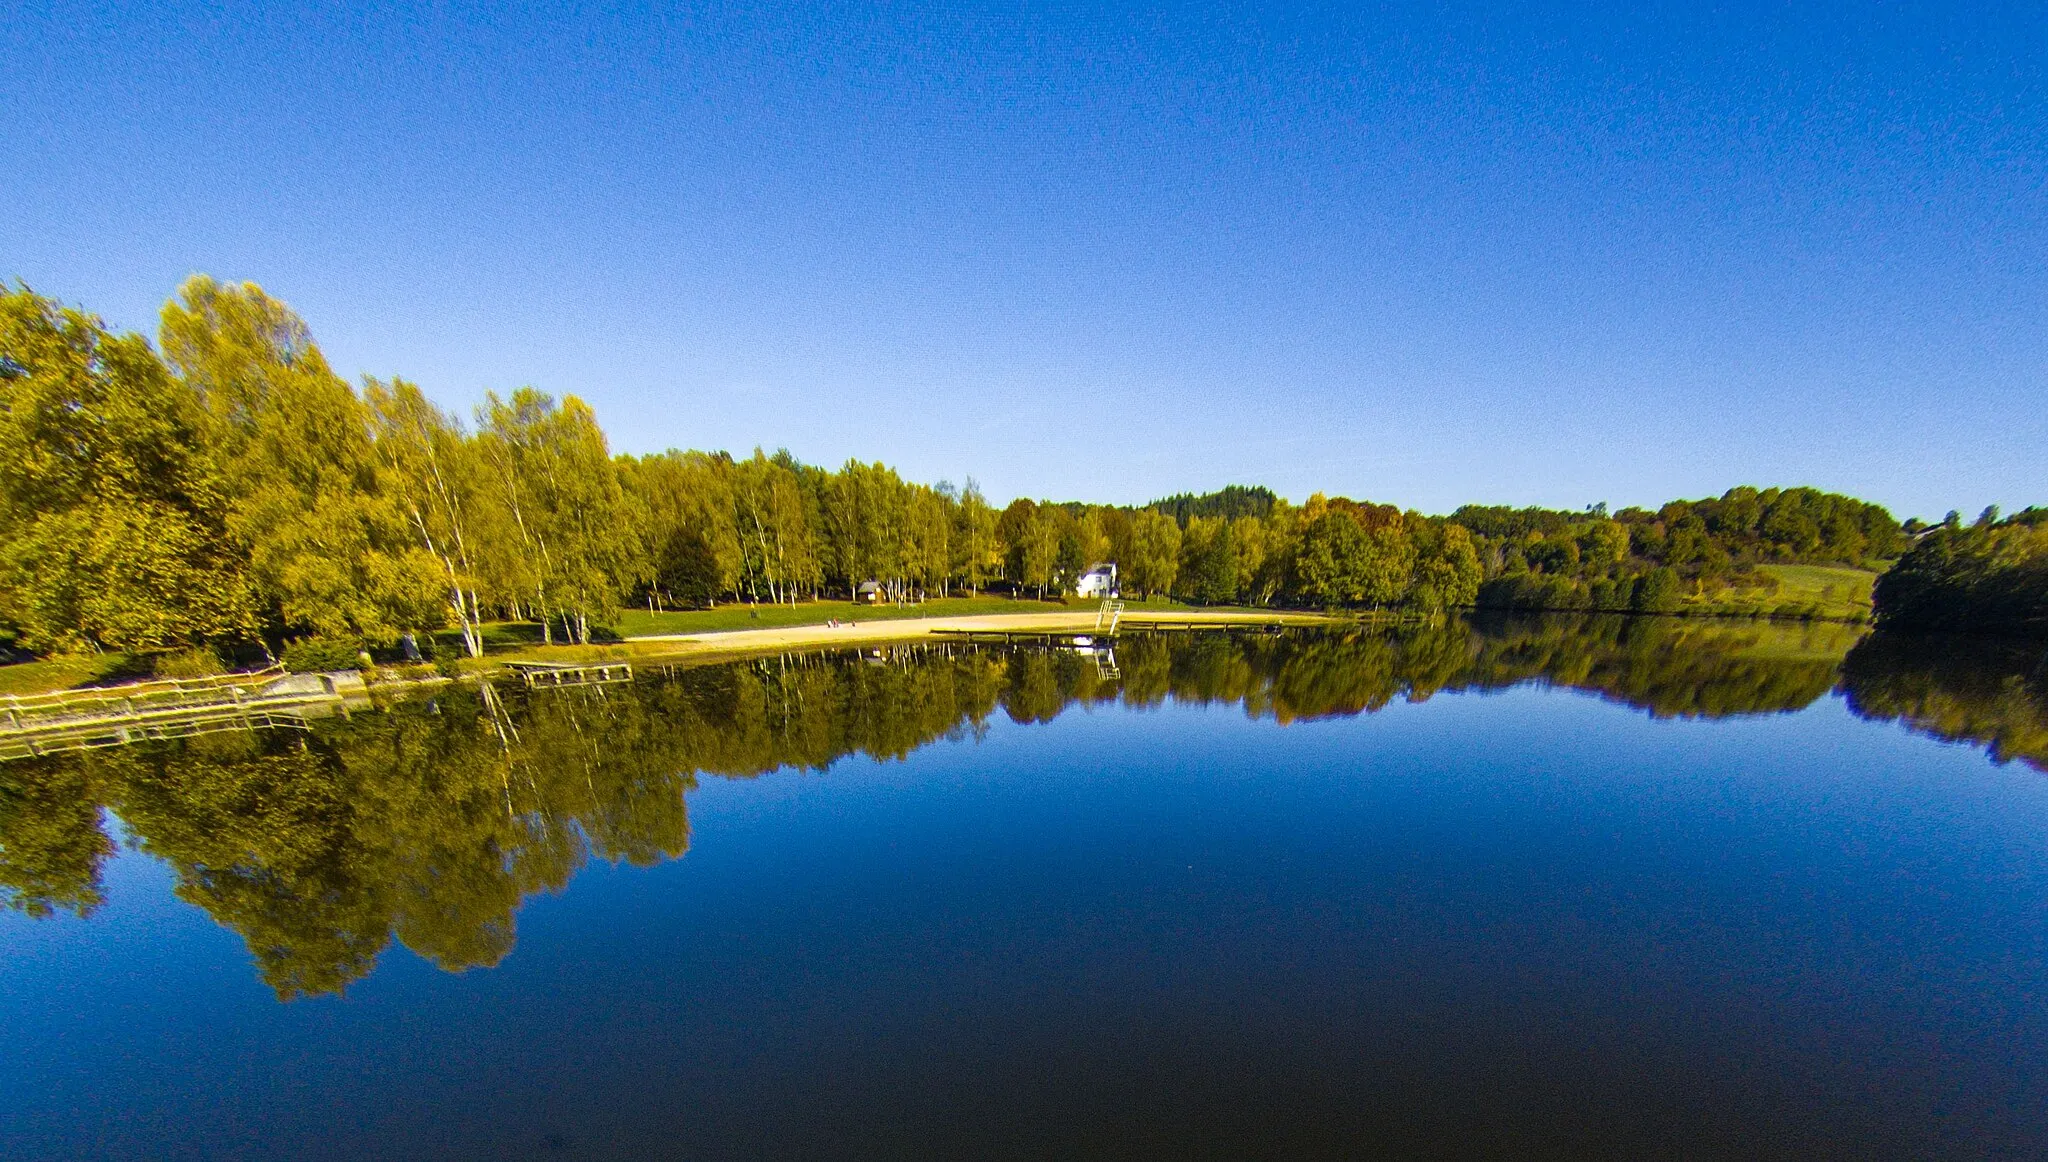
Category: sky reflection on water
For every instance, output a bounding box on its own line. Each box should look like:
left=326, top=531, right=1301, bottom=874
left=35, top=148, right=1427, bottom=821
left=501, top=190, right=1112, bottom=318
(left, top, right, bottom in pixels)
left=3, top=616, right=2047, bottom=1159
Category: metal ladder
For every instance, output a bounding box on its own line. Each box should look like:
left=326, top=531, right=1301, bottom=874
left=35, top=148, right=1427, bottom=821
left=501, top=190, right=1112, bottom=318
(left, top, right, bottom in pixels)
left=1095, top=599, right=1125, bottom=633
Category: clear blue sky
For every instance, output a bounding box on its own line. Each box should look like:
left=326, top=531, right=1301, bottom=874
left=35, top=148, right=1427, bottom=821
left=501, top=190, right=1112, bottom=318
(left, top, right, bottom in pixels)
left=5, top=2, right=2043, bottom=519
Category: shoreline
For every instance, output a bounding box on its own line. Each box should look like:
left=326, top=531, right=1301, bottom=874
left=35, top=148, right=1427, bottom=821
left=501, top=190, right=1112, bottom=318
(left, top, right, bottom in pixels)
left=1, top=603, right=1883, bottom=704
left=607, top=608, right=1352, bottom=665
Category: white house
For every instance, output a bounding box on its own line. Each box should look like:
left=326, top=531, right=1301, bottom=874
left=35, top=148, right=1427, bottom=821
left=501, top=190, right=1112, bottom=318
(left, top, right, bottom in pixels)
left=1075, top=562, right=1118, bottom=598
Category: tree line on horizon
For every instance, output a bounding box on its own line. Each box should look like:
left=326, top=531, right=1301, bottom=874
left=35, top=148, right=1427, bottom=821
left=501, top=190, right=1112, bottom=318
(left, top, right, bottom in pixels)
left=3, top=277, right=2030, bottom=662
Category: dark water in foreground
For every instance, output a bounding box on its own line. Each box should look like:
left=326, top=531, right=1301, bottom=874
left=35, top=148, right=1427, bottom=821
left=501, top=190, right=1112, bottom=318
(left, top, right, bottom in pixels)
left=4, top=616, right=2048, bottom=1159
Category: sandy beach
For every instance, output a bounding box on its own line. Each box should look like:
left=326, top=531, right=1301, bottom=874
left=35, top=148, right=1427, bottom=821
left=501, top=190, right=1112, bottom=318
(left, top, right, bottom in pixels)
left=620, top=608, right=1344, bottom=661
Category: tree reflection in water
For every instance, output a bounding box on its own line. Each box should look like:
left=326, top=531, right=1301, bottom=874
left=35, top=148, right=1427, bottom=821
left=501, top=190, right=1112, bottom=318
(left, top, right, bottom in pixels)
left=1840, top=630, right=2048, bottom=772
left=2, top=615, right=2041, bottom=996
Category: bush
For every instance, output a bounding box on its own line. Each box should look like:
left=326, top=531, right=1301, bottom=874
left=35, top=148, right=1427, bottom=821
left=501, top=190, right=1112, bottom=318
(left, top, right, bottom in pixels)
left=1587, top=577, right=1631, bottom=611
left=1630, top=568, right=1682, bottom=613
left=281, top=637, right=363, bottom=673
left=154, top=646, right=225, bottom=679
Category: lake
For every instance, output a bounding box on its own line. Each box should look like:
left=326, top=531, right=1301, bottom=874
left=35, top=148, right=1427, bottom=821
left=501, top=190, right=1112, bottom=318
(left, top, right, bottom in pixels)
left=4, top=616, right=2047, bottom=1159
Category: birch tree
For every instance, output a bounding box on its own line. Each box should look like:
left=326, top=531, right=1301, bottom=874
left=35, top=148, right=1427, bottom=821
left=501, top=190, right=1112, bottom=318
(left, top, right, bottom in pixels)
left=365, top=378, right=489, bottom=657
left=952, top=479, right=1000, bottom=594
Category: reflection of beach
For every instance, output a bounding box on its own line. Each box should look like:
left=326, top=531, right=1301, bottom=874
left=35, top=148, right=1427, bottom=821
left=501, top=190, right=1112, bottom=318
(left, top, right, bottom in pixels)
left=624, top=609, right=1342, bottom=661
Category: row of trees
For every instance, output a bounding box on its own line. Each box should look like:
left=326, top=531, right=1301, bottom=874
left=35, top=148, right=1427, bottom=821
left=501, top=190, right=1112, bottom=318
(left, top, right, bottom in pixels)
left=1449, top=486, right=1910, bottom=614
left=0, top=279, right=1481, bottom=659
left=625, top=450, right=1003, bottom=609
left=6, top=277, right=1986, bottom=661
left=978, top=494, right=1485, bottom=611
left=0, top=279, right=653, bottom=656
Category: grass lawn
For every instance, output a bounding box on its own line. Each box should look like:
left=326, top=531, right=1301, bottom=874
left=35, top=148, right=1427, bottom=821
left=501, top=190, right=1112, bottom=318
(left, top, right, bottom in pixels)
left=611, top=594, right=1196, bottom=638
left=1682, top=564, right=1878, bottom=621
left=1705, top=617, right=1869, bottom=661
left=0, top=654, right=153, bottom=697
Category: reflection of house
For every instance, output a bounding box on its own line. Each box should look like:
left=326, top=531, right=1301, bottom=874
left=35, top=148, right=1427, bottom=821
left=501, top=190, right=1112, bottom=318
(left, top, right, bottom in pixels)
left=1076, top=562, right=1118, bottom=598
left=856, top=580, right=883, bottom=604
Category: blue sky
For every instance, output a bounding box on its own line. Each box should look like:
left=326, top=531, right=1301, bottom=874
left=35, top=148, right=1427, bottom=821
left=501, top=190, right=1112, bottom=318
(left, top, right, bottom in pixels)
left=4, top=2, right=2043, bottom=519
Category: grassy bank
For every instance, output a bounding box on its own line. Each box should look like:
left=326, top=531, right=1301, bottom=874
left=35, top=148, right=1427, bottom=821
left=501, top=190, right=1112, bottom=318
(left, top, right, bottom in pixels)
left=0, top=656, right=139, bottom=697
left=1679, top=564, right=1878, bottom=621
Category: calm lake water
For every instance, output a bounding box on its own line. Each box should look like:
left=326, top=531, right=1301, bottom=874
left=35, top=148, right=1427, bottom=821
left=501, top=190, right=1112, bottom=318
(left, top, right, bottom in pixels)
left=4, top=616, right=2048, bottom=1159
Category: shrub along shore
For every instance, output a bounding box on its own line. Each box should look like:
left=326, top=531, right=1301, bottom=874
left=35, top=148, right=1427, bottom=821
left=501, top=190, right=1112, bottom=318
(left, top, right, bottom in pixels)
left=3, top=275, right=2039, bottom=698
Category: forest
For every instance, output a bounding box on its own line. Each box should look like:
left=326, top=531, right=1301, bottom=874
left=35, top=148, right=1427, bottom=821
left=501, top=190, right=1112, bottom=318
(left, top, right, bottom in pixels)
left=0, top=276, right=2027, bottom=666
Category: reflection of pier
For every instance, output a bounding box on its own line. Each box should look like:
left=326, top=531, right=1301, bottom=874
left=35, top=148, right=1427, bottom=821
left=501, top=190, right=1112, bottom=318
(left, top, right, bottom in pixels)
left=929, top=629, right=1116, bottom=647
left=0, top=669, right=371, bottom=761
left=1120, top=620, right=1293, bottom=633
left=504, top=661, right=634, bottom=688
left=923, top=630, right=1123, bottom=679
left=929, top=620, right=1291, bottom=648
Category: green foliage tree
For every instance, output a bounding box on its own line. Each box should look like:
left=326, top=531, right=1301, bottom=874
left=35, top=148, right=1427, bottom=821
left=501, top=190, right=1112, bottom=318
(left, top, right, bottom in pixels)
left=732, top=450, right=819, bottom=604
left=904, top=484, right=953, bottom=599
left=1120, top=510, right=1182, bottom=597
left=1409, top=522, right=1483, bottom=612
left=1177, top=516, right=1239, bottom=604
left=1873, top=512, right=2048, bottom=638
left=951, top=479, right=1001, bottom=594
left=1294, top=511, right=1369, bottom=606
left=1018, top=508, right=1060, bottom=598
left=475, top=389, right=641, bottom=641
left=1149, top=485, right=1277, bottom=526
left=1632, top=567, right=1682, bottom=613
left=0, top=287, right=259, bottom=653
left=619, top=450, right=744, bottom=608
left=364, top=378, right=490, bottom=657
left=161, top=277, right=438, bottom=646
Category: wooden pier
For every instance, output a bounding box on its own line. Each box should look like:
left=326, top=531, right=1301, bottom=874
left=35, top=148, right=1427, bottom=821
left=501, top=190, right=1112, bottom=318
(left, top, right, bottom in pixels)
left=503, top=661, right=634, bottom=688
left=0, top=668, right=371, bottom=761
